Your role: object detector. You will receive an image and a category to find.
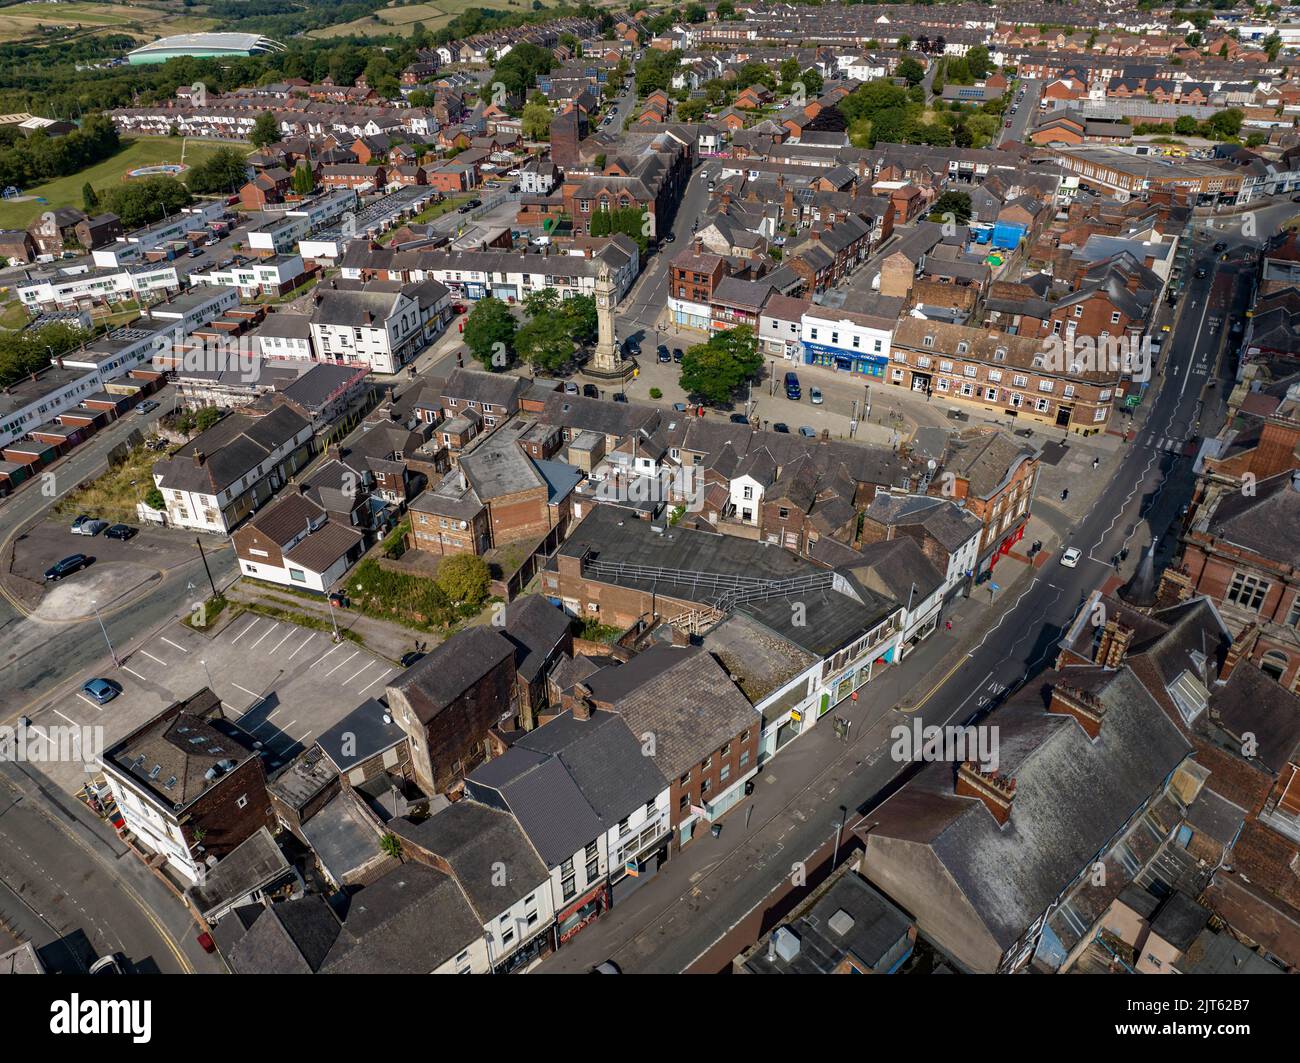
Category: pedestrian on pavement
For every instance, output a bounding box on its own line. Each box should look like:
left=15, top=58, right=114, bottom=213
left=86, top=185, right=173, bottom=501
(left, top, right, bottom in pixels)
left=945, top=619, right=953, bottom=631
left=1092, top=456, right=1100, bottom=469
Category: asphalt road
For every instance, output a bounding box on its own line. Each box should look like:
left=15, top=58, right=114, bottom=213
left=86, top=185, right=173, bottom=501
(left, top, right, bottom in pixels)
left=999, top=78, right=1039, bottom=145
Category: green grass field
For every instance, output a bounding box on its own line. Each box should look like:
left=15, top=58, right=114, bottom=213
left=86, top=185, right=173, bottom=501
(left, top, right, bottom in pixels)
left=0, top=136, right=241, bottom=229
left=0, top=2, right=216, bottom=44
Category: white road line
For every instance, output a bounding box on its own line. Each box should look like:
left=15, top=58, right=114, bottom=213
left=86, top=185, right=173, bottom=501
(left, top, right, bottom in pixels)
left=249, top=623, right=279, bottom=650
left=359, top=670, right=393, bottom=695
left=54, top=709, right=83, bottom=727
left=312, top=642, right=344, bottom=668
left=345, top=661, right=375, bottom=684
left=286, top=633, right=316, bottom=661
left=268, top=629, right=295, bottom=656
left=75, top=693, right=104, bottom=711
left=122, top=666, right=148, bottom=682
left=232, top=619, right=261, bottom=644
left=25, top=725, right=55, bottom=749
left=160, top=637, right=188, bottom=653
left=138, top=649, right=167, bottom=666
left=232, top=683, right=260, bottom=698
left=325, top=651, right=359, bottom=678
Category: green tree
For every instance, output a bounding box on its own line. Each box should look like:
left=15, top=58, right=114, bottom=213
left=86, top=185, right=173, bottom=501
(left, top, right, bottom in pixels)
left=82, top=182, right=98, bottom=212
left=930, top=190, right=973, bottom=224
left=291, top=162, right=314, bottom=195
left=250, top=112, right=280, bottom=148
left=1174, top=115, right=1199, bottom=135
left=463, top=297, right=516, bottom=370
left=184, top=147, right=249, bottom=195
left=379, top=833, right=403, bottom=861
left=100, top=176, right=191, bottom=228
left=678, top=326, right=761, bottom=405
left=515, top=313, right=574, bottom=373
left=144, top=486, right=165, bottom=510
left=436, top=553, right=490, bottom=606
left=967, top=45, right=991, bottom=80
left=896, top=56, right=925, bottom=87
left=522, top=98, right=552, bottom=140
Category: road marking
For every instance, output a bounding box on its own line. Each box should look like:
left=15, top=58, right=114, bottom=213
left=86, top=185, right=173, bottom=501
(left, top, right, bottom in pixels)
left=232, top=683, right=259, bottom=698
left=75, top=693, right=104, bottom=711
left=359, top=670, right=393, bottom=695
left=325, top=651, right=359, bottom=677
left=53, top=708, right=82, bottom=727
left=231, top=619, right=260, bottom=644
left=122, top=666, right=148, bottom=682
left=312, top=642, right=343, bottom=668
left=159, top=637, right=188, bottom=653
left=345, top=662, right=375, bottom=684
left=138, top=649, right=167, bottom=666
left=286, top=633, right=315, bottom=661
left=268, top=629, right=295, bottom=655
left=249, top=623, right=278, bottom=650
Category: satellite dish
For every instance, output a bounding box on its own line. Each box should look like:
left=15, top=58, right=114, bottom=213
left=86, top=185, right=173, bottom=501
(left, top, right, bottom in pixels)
left=927, top=458, right=938, bottom=470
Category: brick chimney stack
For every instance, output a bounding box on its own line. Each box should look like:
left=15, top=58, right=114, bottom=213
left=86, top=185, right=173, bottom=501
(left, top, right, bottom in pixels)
left=193, top=450, right=206, bottom=466
left=1220, top=622, right=1260, bottom=684
left=1048, top=683, right=1107, bottom=739
left=571, top=681, right=594, bottom=721
left=955, top=762, right=1016, bottom=826
left=1096, top=619, right=1135, bottom=668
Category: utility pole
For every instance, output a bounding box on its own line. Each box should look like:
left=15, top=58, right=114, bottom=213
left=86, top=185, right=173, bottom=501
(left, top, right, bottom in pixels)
left=195, top=536, right=218, bottom=599
left=91, top=600, right=120, bottom=668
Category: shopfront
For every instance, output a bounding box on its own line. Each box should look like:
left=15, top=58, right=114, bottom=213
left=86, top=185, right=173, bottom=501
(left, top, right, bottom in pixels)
left=802, top=340, right=888, bottom=377
left=554, top=882, right=610, bottom=946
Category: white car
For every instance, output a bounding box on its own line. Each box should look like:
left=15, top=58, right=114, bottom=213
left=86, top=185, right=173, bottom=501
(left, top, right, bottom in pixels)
left=1059, top=547, right=1082, bottom=568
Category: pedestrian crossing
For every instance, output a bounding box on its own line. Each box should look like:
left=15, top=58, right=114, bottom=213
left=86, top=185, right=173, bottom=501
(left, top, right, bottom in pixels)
left=1145, top=435, right=1186, bottom=454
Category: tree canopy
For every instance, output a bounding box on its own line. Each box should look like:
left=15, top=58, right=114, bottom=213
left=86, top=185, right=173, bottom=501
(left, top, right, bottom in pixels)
left=678, top=326, right=761, bottom=405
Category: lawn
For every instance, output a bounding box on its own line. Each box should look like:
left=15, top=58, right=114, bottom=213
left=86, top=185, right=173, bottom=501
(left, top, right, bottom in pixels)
left=0, top=136, right=243, bottom=229
left=308, top=0, right=619, bottom=39
left=0, top=1, right=182, bottom=43
left=52, top=444, right=157, bottom=525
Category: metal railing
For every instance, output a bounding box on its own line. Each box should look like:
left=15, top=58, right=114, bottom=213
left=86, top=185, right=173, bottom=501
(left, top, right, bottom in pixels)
left=582, top=556, right=835, bottom=617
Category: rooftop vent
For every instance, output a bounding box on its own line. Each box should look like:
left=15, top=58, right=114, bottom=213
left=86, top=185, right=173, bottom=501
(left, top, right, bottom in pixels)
left=772, top=926, right=801, bottom=962
left=828, top=908, right=855, bottom=937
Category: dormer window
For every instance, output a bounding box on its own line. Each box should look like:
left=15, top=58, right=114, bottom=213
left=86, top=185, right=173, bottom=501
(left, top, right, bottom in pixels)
left=994, top=347, right=1007, bottom=362
left=922, top=335, right=934, bottom=348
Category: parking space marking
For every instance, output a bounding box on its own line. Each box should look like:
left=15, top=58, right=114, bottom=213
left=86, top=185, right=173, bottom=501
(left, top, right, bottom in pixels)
left=75, top=693, right=104, bottom=711
left=359, top=670, right=393, bottom=695
left=232, top=683, right=260, bottom=698
left=54, top=709, right=83, bottom=727
left=249, top=623, right=278, bottom=650
left=324, top=651, right=359, bottom=678
left=286, top=633, right=316, bottom=661
left=312, top=642, right=344, bottom=668
left=268, top=629, right=295, bottom=656
left=231, top=619, right=261, bottom=644
left=160, top=637, right=188, bottom=653
left=122, top=666, right=148, bottom=682
left=345, top=662, right=376, bottom=684
left=139, top=649, right=167, bottom=666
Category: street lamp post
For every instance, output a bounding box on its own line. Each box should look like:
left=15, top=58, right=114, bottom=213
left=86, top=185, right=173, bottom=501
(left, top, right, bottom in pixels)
left=831, top=804, right=848, bottom=876
left=91, top=600, right=120, bottom=668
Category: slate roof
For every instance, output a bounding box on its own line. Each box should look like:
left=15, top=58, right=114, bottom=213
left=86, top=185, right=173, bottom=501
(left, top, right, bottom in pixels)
left=390, top=801, right=547, bottom=920
left=386, top=626, right=515, bottom=725
left=503, top=594, right=572, bottom=683
left=868, top=666, right=1192, bottom=955
left=155, top=405, right=309, bottom=496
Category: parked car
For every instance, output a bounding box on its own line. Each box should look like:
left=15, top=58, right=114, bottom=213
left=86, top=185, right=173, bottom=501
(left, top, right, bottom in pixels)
left=772, top=422, right=790, bottom=433
left=89, top=954, right=125, bottom=974
left=1195, top=267, right=1207, bottom=278
left=400, top=651, right=426, bottom=668
left=672, top=347, right=684, bottom=363
left=82, top=678, right=119, bottom=705
left=1059, top=547, right=1082, bottom=569
left=44, top=554, right=88, bottom=581
left=138, top=399, right=159, bottom=415
left=564, top=382, right=579, bottom=395
left=1213, top=241, right=1227, bottom=252
left=784, top=371, right=801, bottom=399
left=70, top=514, right=92, bottom=530
left=623, top=338, right=640, bottom=356
left=657, top=345, right=670, bottom=363
left=729, top=413, right=750, bottom=424
left=104, top=524, right=136, bottom=541
left=662, top=232, right=674, bottom=243
left=798, top=426, right=816, bottom=438
left=672, top=402, right=688, bottom=412
left=810, top=387, right=823, bottom=405
left=72, top=518, right=107, bottom=536
left=582, top=383, right=600, bottom=398
left=612, top=392, right=628, bottom=403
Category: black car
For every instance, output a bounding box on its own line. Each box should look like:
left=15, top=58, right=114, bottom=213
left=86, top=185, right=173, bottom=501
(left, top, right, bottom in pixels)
left=104, top=524, right=136, bottom=541
left=45, top=554, right=89, bottom=581
left=729, top=413, right=750, bottom=425
left=772, top=422, right=791, bottom=433
left=1195, top=267, right=1207, bottom=278
left=657, top=345, right=670, bottom=363
left=1213, top=241, right=1226, bottom=252
left=662, top=232, right=675, bottom=243
left=612, top=392, right=628, bottom=403
left=400, top=651, right=426, bottom=668
left=672, top=347, right=683, bottom=363
left=582, top=383, right=600, bottom=398
left=623, top=339, right=641, bottom=356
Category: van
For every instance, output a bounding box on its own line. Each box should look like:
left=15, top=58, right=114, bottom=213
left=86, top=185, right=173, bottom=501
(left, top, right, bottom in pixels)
left=784, top=371, right=801, bottom=399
